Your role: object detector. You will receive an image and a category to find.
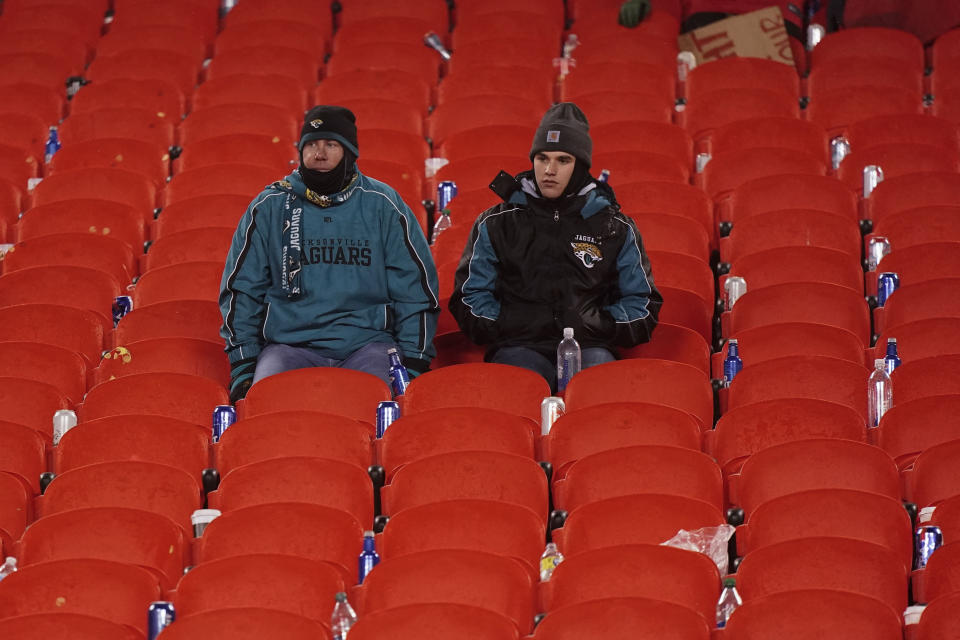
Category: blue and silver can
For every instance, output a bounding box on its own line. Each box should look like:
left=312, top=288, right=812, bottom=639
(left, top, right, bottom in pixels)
left=386, top=348, right=410, bottom=397
left=147, top=601, right=176, bottom=640
left=914, top=524, right=943, bottom=570
left=211, top=404, right=236, bottom=443
left=376, top=400, right=400, bottom=438
left=112, top=295, right=133, bottom=327
left=877, top=271, right=900, bottom=307
left=437, top=180, right=458, bottom=211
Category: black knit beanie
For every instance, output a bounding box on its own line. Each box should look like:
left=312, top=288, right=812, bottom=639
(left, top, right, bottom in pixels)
left=529, top=102, right=592, bottom=168
left=299, top=105, right=360, bottom=157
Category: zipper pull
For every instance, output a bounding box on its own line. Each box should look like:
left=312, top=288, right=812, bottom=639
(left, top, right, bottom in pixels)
left=554, top=209, right=559, bottom=222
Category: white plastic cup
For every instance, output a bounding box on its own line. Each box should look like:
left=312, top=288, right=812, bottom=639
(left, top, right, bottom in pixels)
left=191, top=509, right=221, bottom=538
left=903, top=604, right=926, bottom=626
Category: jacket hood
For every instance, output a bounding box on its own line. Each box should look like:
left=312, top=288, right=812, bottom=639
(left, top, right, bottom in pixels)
left=502, top=169, right=613, bottom=219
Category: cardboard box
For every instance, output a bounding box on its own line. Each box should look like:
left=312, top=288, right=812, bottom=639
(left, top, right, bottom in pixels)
left=678, top=6, right=796, bottom=68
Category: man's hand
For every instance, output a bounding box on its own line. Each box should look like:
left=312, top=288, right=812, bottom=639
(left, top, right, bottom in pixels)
left=229, top=358, right=256, bottom=404
left=619, top=0, right=651, bottom=27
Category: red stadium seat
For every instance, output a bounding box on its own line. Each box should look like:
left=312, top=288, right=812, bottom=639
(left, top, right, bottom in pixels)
left=93, top=337, right=229, bottom=388
left=723, top=589, right=902, bottom=640
left=241, top=367, right=390, bottom=429
left=152, top=608, right=330, bottom=640
left=710, top=398, right=866, bottom=478
left=78, top=372, right=229, bottom=425
left=17, top=506, right=188, bottom=589
left=0, top=303, right=105, bottom=366
left=542, top=402, right=702, bottom=479
left=354, top=549, right=537, bottom=635
left=552, top=494, right=725, bottom=555
left=209, top=456, right=374, bottom=529
left=347, top=603, right=519, bottom=640
left=70, top=77, right=185, bottom=119
left=172, top=554, right=344, bottom=626
left=380, top=450, right=549, bottom=521
left=0, top=613, right=142, bottom=640
left=55, top=415, right=210, bottom=478
left=375, top=407, right=537, bottom=480
left=16, top=199, right=146, bottom=253
left=37, top=460, right=201, bottom=534
left=564, top=359, right=713, bottom=431
left=214, top=411, right=373, bottom=476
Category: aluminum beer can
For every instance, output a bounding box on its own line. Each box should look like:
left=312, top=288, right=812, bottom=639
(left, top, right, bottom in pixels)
left=877, top=271, right=900, bottom=307
left=867, top=236, right=891, bottom=271
left=724, top=276, right=747, bottom=311
left=540, top=396, right=565, bottom=436
left=211, top=404, right=236, bottom=443
left=112, top=295, right=133, bottom=327
left=376, top=400, right=400, bottom=438
left=830, top=135, right=851, bottom=170
left=914, top=524, right=943, bottom=569
left=147, top=601, right=176, bottom=640
left=52, top=409, right=77, bottom=446
left=437, top=180, right=458, bottom=210
left=862, top=164, right=884, bottom=198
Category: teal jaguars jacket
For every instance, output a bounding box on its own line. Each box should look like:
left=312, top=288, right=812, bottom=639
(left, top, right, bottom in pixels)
left=219, top=169, right=440, bottom=374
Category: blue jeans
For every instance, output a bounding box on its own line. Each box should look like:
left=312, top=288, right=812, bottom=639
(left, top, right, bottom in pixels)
left=253, top=342, right=396, bottom=387
left=490, top=345, right=616, bottom=394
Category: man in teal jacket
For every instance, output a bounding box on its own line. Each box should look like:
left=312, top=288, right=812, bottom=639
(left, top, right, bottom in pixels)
left=220, top=105, right=440, bottom=402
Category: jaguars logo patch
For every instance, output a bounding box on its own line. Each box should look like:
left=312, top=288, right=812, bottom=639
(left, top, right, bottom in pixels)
left=571, top=241, right=603, bottom=268
left=310, top=119, right=323, bottom=129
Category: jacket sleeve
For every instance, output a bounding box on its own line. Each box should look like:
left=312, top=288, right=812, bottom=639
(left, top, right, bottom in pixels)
left=603, top=216, right=663, bottom=346
left=448, top=210, right=557, bottom=345
left=383, top=195, right=440, bottom=374
left=219, top=195, right=274, bottom=366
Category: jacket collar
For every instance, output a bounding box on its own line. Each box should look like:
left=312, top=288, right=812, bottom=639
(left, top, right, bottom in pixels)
left=505, top=170, right=611, bottom=219
left=272, top=170, right=361, bottom=207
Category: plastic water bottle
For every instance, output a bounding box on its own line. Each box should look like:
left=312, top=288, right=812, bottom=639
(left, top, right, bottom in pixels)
left=431, top=209, right=451, bottom=244
left=722, top=339, right=743, bottom=388
left=331, top=592, right=358, bottom=640
left=715, top=577, right=742, bottom=628
left=358, top=530, right=380, bottom=584
left=867, top=358, right=893, bottom=428
left=0, top=557, right=17, bottom=581
left=387, top=347, right=410, bottom=397
left=556, top=328, right=581, bottom=393
left=423, top=31, right=451, bottom=60
left=883, top=338, right=901, bottom=375
left=539, top=542, right=564, bottom=582
left=44, top=126, right=61, bottom=164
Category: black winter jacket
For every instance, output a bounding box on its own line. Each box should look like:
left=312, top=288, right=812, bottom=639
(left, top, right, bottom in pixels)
left=449, top=171, right=662, bottom=358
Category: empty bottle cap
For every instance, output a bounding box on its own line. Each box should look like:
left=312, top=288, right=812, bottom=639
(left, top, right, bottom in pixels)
left=335, top=592, right=348, bottom=602
left=723, top=577, right=736, bottom=587
left=363, top=530, right=375, bottom=538
left=874, top=359, right=886, bottom=369
left=563, top=327, right=574, bottom=339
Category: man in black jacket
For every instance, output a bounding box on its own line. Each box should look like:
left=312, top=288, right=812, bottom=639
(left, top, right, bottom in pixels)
left=449, top=103, right=662, bottom=391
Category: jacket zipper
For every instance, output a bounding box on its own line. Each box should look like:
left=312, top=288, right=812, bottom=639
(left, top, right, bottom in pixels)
left=554, top=209, right=559, bottom=222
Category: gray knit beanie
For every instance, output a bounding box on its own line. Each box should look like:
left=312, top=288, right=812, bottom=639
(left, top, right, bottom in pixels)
left=529, top=102, right=592, bottom=168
